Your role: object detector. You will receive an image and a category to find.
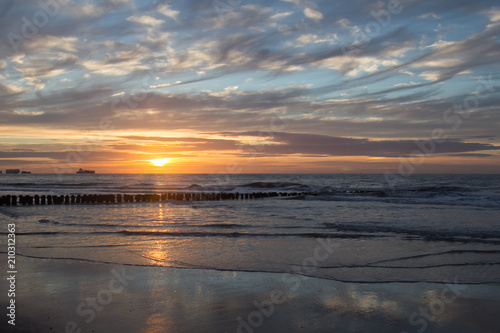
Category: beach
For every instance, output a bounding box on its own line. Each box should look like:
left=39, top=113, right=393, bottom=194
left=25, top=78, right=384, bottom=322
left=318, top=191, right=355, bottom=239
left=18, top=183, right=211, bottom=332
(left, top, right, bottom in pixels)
left=1, top=174, right=500, bottom=332
left=2, top=256, right=500, bottom=333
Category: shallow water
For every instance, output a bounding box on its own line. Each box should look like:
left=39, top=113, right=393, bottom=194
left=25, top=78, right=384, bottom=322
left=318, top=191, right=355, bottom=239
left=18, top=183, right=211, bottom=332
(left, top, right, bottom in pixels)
left=1, top=174, right=499, bottom=284
left=2, top=257, right=500, bottom=333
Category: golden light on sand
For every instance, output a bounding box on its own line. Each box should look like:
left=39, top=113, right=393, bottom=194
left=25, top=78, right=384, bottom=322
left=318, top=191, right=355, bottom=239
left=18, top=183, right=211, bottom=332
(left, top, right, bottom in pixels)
left=150, top=158, right=171, bottom=167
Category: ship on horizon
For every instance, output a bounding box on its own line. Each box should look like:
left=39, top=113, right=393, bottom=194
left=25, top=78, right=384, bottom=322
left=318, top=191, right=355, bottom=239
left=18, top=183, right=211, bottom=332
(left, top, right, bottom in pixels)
left=76, top=168, right=96, bottom=174
left=6, top=169, right=21, bottom=174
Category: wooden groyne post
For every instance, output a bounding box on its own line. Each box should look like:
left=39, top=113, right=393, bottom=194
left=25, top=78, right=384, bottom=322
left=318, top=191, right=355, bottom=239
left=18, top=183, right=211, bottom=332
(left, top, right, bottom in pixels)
left=0, top=192, right=306, bottom=206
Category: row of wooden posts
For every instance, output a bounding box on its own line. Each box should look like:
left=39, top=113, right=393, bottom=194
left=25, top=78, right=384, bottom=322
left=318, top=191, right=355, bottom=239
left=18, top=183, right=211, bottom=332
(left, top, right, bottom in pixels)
left=0, top=192, right=305, bottom=206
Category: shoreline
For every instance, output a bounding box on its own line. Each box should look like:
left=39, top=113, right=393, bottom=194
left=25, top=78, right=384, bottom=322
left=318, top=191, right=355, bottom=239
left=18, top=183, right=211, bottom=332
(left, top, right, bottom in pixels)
left=2, top=256, right=500, bottom=332
left=5, top=252, right=500, bottom=286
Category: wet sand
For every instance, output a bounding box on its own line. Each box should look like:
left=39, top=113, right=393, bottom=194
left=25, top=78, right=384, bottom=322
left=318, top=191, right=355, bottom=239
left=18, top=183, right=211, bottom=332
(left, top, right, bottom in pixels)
left=1, top=256, right=500, bottom=333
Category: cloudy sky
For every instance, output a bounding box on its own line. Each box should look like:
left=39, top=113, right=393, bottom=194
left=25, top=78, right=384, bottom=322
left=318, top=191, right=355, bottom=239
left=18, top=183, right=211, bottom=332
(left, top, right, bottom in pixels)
left=0, top=0, right=499, bottom=174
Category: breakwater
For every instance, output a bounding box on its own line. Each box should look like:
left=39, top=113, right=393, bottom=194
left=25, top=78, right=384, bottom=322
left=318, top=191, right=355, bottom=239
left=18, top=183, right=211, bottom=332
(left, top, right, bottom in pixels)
left=0, top=192, right=306, bottom=206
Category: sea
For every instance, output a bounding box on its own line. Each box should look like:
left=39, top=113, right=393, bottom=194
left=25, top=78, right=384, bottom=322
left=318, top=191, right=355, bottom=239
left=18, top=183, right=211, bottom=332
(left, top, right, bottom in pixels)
left=1, top=173, right=499, bottom=285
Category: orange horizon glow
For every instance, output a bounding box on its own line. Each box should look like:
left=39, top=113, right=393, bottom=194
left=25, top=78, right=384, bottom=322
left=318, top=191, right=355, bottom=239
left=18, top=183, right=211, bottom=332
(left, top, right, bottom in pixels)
left=2, top=152, right=500, bottom=175
left=1, top=123, right=499, bottom=175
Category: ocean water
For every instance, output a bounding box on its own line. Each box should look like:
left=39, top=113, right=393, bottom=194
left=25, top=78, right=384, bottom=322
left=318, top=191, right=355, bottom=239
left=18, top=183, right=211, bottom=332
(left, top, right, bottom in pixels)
left=1, top=174, right=499, bottom=284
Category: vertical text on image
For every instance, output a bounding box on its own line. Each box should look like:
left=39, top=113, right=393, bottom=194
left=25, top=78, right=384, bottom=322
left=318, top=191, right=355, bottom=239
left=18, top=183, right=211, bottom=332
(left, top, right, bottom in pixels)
left=6, top=223, right=17, bottom=326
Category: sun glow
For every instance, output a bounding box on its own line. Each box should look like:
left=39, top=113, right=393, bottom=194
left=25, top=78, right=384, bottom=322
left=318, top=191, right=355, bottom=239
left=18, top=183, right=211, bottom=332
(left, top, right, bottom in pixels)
left=150, top=158, right=171, bottom=167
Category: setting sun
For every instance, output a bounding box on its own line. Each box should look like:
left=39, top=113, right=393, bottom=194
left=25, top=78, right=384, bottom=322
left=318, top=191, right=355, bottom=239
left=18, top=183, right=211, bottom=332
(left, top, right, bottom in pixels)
left=150, top=158, right=171, bottom=167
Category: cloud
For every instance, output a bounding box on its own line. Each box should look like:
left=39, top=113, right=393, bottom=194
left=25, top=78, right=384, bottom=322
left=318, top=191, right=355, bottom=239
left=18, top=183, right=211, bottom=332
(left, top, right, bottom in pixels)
left=270, top=11, right=294, bottom=21
left=303, top=7, right=323, bottom=22
left=1, top=0, right=500, bottom=173
left=6, top=131, right=493, bottom=168
left=126, top=15, right=164, bottom=26
left=7, top=52, right=79, bottom=95
left=81, top=46, right=150, bottom=76
left=407, top=20, right=500, bottom=83
left=280, top=0, right=302, bottom=5
left=158, top=4, right=180, bottom=22
left=485, top=7, right=500, bottom=22
left=149, top=81, right=183, bottom=89
left=0, top=83, right=25, bottom=95
left=14, top=110, right=44, bottom=116
left=337, top=18, right=351, bottom=28
left=209, top=86, right=239, bottom=97
left=418, top=13, right=440, bottom=19
left=318, top=55, right=400, bottom=77
left=419, top=71, right=441, bottom=81
left=393, top=81, right=421, bottom=87
left=295, top=33, right=337, bottom=45
left=5, top=35, right=81, bottom=90
left=23, top=35, right=79, bottom=53
left=81, top=3, right=106, bottom=17
left=115, top=135, right=240, bottom=152
left=110, top=0, right=130, bottom=4
left=296, top=33, right=319, bottom=44
left=280, top=0, right=323, bottom=22
left=232, top=132, right=500, bottom=157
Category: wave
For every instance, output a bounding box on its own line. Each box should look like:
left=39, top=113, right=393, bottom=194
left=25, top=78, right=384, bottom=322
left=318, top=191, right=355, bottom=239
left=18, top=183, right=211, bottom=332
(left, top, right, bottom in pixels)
left=113, top=185, right=183, bottom=191
left=38, top=220, right=158, bottom=228
left=367, top=249, right=500, bottom=265
left=313, top=185, right=468, bottom=196
left=323, top=223, right=500, bottom=244
left=23, top=219, right=499, bottom=243
left=118, top=230, right=382, bottom=239
left=11, top=228, right=500, bottom=244
left=238, top=181, right=310, bottom=190
left=0, top=209, right=18, bottom=218
left=203, top=223, right=244, bottom=228
left=186, top=184, right=204, bottom=190
left=0, top=182, right=115, bottom=187
left=297, top=186, right=500, bottom=208
left=5, top=230, right=382, bottom=239
left=1, top=176, right=498, bottom=210
left=320, top=262, right=500, bottom=270
left=38, top=219, right=59, bottom=224
left=31, top=244, right=130, bottom=248
left=40, top=221, right=249, bottom=229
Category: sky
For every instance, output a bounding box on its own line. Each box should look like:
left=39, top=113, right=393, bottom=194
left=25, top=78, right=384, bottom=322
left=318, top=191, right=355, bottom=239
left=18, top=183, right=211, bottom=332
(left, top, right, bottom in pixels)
left=0, top=0, right=499, bottom=174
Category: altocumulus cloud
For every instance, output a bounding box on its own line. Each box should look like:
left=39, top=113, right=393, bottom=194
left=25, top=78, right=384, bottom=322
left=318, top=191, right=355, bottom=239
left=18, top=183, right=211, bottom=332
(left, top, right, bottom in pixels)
left=0, top=0, right=499, bottom=172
